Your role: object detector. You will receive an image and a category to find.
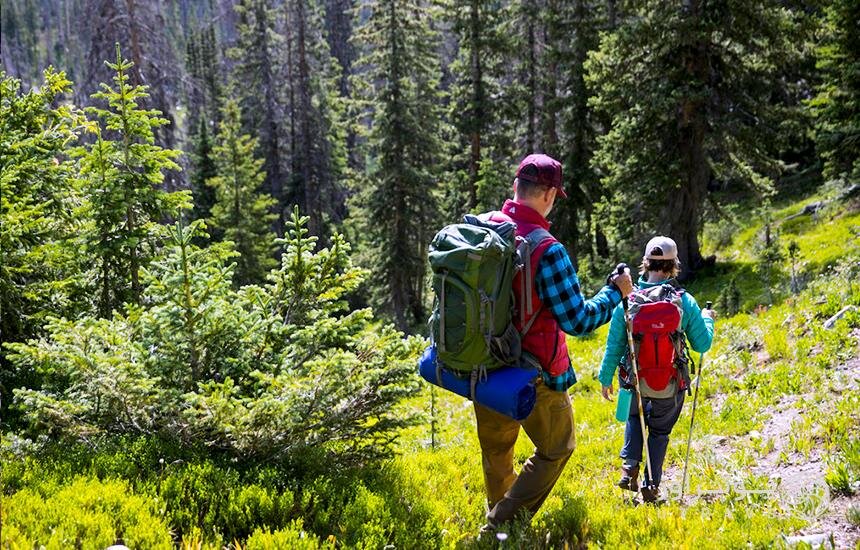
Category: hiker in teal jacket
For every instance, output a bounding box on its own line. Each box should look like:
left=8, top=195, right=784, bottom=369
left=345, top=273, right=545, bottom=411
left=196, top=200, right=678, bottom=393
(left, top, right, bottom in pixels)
left=599, top=236, right=715, bottom=502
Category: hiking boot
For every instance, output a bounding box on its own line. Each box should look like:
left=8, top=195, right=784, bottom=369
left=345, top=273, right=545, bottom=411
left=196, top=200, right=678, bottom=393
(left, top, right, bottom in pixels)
left=640, top=484, right=662, bottom=504
left=477, top=522, right=496, bottom=541
left=618, top=464, right=639, bottom=492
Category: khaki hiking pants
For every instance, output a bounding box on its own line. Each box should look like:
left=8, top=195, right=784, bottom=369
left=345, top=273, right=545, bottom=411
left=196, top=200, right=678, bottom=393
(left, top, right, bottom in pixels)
left=474, top=379, right=576, bottom=527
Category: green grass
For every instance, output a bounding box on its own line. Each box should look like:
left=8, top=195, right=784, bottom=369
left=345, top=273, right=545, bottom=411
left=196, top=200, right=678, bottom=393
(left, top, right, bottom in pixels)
left=689, top=189, right=860, bottom=310
left=2, top=194, right=859, bottom=549
left=383, top=195, right=860, bottom=548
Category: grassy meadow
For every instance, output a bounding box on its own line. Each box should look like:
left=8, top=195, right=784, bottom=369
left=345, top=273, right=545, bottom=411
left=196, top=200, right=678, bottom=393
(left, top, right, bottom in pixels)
left=2, top=192, right=859, bottom=549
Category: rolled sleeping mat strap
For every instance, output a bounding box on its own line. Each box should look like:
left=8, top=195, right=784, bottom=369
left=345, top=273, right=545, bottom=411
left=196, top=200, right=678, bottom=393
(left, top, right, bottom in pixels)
left=418, top=345, right=540, bottom=421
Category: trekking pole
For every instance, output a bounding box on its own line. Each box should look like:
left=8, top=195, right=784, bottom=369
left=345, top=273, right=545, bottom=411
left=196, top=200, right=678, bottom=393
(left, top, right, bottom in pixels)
left=680, top=301, right=712, bottom=501
left=618, top=265, right=655, bottom=493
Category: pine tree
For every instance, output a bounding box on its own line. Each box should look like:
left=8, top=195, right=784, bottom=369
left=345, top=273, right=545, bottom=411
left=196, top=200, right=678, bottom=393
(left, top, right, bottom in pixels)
left=587, top=0, right=806, bottom=278
left=78, top=44, right=189, bottom=317
left=512, top=0, right=607, bottom=271
left=446, top=0, right=515, bottom=214
left=325, top=0, right=359, bottom=168
left=185, top=25, right=223, bottom=225
left=207, top=99, right=278, bottom=286
left=186, top=25, right=224, bottom=129
left=82, top=0, right=184, bottom=188
left=284, top=0, right=349, bottom=241
left=230, top=0, right=288, bottom=233
left=10, top=212, right=421, bottom=468
left=352, top=0, right=445, bottom=330
left=190, top=117, right=218, bottom=224
left=810, top=0, right=860, bottom=182
left=0, top=69, right=86, bottom=427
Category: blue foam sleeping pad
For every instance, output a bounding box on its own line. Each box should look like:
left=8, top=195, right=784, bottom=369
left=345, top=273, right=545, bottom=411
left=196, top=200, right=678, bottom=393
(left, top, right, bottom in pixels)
left=418, top=345, right=540, bottom=421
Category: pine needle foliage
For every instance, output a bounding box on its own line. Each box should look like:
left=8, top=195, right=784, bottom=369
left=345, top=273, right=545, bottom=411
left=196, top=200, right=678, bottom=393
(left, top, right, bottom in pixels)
left=207, top=99, right=278, bottom=287
left=0, top=69, right=85, bottom=342
left=0, top=69, right=87, bottom=428
left=809, top=0, right=860, bottom=182
left=76, top=44, right=190, bottom=317
left=8, top=212, right=422, bottom=467
left=586, top=0, right=806, bottom=277
left=350, top=0, right=445, bottom=330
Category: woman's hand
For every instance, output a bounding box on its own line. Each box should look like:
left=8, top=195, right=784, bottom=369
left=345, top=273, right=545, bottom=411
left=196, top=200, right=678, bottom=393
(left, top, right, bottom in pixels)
left=601, top=384, right=614, bottom=401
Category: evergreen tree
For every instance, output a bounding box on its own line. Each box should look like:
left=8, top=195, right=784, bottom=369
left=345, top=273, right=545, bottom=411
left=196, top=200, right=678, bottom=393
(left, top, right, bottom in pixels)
left=190, top=117, right=218, bottom=224
left=77, top=44, right=190, bottom=317
left=10, top=214, right=421, bottom=467
left=512, top=0, right=607, bottom=271
left=0, top=69, right=86, bottom=427
left=587, top=0, right=805, bottom=278
left=186, top=25, right=224, bottom=225
left=446, top=0, right=516, bottom=214
left=352, top=0, right=445, bottom=330
left=230, top=0, right=288, bottom=233
left=186, top=25, right=224, bottom=129
left=82, top=0, right=184, bottom=188
left=810, top=0, right=860, bottom=182
left=559, top=0, right=609, bottom=272
left=284, top=0, right=349, bottom=240
left=207, top=99, right=278, bottom=286
left=0, top=0, right=41, bottom=84
left=324, top=0, right=360, bottom=169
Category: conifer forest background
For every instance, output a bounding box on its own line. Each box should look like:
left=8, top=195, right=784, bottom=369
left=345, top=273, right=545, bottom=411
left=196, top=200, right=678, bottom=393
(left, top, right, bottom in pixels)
left=1, top=0, right=859, bottom=548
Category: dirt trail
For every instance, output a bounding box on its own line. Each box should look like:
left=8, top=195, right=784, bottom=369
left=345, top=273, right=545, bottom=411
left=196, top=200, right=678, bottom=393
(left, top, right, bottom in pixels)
left=663, top=337, right=860, bottom=548
left=737, top=352, right=859, bottom=548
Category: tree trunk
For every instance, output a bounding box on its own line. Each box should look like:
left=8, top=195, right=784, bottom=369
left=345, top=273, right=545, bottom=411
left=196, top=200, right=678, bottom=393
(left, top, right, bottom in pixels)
left=296, top=0, right=320, bottom=238
left=468, top=0, right=482, bottom=211
left=286, top=12, right=300, bottom=213
left=607, top=0, right=617, bottom=29
left=671, top=0, right=708, bottom=280
left=258, top=3, right=285, bottom=237
left=525, top=0, right=537, bottom=152
left=541, top=2, right=559, bottom=155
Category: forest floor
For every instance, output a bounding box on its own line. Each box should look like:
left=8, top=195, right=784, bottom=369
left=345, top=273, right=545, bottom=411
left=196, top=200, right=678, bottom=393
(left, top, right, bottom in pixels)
left=395, top=189, right=860, bottom=548
left=2, top=188, right=859, bottom=549
left=702, top=348, right=860, bottom=549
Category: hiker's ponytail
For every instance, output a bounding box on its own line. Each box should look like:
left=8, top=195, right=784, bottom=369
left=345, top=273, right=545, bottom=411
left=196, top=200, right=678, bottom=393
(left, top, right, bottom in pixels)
left=639, top=257, right=681, bottom=277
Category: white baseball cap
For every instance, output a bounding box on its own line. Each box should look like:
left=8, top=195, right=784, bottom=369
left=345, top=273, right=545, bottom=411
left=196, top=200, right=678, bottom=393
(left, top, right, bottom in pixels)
left=644, top=236, right=678, bottom=260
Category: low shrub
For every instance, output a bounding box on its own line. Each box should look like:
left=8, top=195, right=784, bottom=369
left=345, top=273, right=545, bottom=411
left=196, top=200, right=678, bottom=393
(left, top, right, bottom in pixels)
left=245, top=520, right=332, bottom=550
left=2, top=477, right=172, bottom=549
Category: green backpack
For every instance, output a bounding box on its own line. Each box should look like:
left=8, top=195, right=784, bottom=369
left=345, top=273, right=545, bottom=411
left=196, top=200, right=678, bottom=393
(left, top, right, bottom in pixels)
left=428, top=213, right=550, bottom=381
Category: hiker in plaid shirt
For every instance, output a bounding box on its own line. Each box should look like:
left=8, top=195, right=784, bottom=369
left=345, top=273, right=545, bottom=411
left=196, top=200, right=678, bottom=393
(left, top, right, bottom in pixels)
left=476, top=154, right=633, bottom=534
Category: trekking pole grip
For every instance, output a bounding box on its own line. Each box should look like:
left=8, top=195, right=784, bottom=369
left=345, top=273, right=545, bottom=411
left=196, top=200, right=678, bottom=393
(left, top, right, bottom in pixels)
left=614, top=263, right=628, bottom=307
left=706, top=301, right=713, bottom=309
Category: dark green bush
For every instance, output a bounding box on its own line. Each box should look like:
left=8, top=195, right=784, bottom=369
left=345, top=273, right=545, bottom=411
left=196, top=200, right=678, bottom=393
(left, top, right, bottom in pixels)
left=158, top=462, right=295, bottom=543
left=9, top=213, right=422, bottom=469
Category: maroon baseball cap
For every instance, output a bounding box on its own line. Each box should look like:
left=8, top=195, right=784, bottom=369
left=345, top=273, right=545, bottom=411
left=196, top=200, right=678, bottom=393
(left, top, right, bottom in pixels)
left=516, top=154, right=566, bottom=198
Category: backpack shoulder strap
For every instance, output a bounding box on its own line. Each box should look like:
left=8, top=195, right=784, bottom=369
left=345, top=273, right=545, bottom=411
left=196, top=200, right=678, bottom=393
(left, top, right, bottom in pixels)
left=523, top=227, right=554, bottom=251
left=517, top=227, right=556, bottom=331
left=666, top=278, right=686, bottom=293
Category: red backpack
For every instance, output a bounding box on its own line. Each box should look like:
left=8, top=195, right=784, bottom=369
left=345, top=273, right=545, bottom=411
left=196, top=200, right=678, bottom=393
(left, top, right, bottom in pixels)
left=621, top=283, right=692, bottom=394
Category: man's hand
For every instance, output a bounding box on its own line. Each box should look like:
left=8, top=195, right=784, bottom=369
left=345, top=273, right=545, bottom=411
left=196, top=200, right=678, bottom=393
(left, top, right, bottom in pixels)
left=702, top=307, right=717, bottom=321
left=609, top=267, right=634, bottom=298
left=601, top=384, right=614, bottom=401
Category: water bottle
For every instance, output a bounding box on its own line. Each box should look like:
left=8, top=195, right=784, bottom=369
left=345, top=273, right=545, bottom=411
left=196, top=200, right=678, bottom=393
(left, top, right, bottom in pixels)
left=615, top=387, right=633, bottom=422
